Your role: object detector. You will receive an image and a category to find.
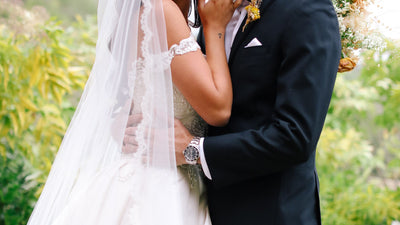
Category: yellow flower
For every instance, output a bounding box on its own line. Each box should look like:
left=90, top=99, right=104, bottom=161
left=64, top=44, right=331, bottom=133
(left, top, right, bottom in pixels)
left=243, top=0, right=262, bottom=31
left=338, top=57, right=357, bottom=73
left=246, top=5, right=260, bottom=20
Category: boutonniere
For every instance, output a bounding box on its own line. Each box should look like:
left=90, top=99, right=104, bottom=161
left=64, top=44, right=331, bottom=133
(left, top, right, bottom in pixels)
left=243, top=0, right=262, bottom=32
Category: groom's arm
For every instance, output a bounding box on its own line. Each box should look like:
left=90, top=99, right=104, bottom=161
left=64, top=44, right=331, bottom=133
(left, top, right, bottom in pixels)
left=203, top=0, right=341, bottom=189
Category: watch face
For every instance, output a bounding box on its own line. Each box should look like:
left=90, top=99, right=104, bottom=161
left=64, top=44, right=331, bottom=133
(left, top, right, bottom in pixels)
left=184, top=146, right=199, bottom=162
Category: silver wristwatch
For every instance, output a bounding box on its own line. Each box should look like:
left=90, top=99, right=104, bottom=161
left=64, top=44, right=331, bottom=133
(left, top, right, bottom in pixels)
left=183, top=136, right=201, bottom=165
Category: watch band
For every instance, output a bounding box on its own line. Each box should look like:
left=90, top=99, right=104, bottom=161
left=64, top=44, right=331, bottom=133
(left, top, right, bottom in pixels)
left=190, top=136, right=201, bottom=146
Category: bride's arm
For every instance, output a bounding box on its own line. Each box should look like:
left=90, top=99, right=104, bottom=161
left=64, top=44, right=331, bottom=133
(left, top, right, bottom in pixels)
left=163, top=0, right=240, bottom=127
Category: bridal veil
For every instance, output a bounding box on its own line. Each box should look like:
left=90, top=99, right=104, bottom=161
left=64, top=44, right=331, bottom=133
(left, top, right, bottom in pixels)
left=28, top=0, right=183, bottom=224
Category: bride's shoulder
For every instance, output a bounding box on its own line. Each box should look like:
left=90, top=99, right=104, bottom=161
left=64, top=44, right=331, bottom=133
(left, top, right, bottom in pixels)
left=162, top=0, right=185, bottom=23
left=162, top=0, right=179, bottom=12
left=162, top=0, right=191, bottom=47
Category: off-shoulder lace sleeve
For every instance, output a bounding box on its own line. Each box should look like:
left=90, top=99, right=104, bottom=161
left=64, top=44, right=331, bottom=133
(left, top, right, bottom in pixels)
left=168, top=36, right=200, bottom=60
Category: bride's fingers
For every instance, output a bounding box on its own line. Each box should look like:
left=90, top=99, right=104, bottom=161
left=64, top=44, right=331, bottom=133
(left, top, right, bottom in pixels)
left=198, top=0, right=205, bottom=13
left=232, top=0, right=243, bottom=9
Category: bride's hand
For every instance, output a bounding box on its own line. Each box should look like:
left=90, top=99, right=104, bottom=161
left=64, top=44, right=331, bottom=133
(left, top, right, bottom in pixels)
left=198, top=0, right=243, bottom=30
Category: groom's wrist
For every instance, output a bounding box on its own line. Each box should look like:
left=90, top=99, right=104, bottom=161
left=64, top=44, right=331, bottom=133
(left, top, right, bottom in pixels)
left=183, top=136, right=201, bottom=165
left=199, top=137, right=212, bottom=180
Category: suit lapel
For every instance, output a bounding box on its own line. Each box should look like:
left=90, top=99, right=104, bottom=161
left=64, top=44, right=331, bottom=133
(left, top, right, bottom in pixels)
left=228, top=0, right=274, bottom=66
left=228, top=16, right=252, bottom=66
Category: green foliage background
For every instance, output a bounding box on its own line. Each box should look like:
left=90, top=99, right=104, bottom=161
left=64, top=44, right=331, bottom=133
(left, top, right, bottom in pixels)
left=0, top=1, right=96, bottom=224
left=0, top=1, right=399, bottom=225
left=317, top=42, right=400, bottom=224
left=24, top=0, right=97, bottom=21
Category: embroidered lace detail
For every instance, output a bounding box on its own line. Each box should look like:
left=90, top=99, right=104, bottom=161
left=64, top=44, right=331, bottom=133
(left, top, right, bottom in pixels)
left=173, top=87, right=206, bottom=137
left=173, top=86, right=206, bottom=189
left=126, top=30, right=206, bottom=224
left=169, top=36, right=204, bottom=189
left=167, top=36, right=200, bottom=62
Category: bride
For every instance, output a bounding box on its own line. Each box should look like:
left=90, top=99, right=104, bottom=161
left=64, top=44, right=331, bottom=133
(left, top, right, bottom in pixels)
left=27, top=0, right=242, bottom=224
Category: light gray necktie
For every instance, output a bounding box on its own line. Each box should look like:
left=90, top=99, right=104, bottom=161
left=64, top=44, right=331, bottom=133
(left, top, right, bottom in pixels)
left=225, top=1, right=249, bottom=60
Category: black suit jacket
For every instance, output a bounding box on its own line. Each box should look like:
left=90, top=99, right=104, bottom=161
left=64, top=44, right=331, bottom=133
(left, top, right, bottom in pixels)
left=198, top=0, right=341, bottom=224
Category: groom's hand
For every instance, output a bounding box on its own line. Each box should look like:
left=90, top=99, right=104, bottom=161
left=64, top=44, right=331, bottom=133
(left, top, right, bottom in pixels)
left=122, top=114, right=143, bottom=153
left=123, top=115, right=194, bottom=165
left=174, top=118, right=193, bottom=166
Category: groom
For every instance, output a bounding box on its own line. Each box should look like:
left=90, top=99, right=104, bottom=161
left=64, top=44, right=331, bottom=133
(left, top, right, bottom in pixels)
left=175, top=0, right=341, bottom=224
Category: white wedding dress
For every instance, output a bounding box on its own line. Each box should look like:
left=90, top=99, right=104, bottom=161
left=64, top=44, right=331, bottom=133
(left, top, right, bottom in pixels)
left=50, top=36, right=211, bottom=225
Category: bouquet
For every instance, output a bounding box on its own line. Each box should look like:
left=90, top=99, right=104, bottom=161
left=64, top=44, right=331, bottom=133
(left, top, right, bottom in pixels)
left=333, top=0, right=386, bottom=72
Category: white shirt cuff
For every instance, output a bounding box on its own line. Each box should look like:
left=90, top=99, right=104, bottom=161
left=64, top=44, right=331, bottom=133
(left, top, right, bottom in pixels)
left=199, top=137, right=212, bottom=180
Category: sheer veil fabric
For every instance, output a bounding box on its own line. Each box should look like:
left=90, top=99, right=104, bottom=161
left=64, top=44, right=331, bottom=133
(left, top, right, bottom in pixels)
left=28, top=0, right=184, bottom=224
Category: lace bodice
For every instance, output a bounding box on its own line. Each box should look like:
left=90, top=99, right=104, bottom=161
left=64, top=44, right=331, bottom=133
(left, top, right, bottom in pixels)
left=173, top=87, right=206, bottom=137
left=132, top=36, right=206, bottom=136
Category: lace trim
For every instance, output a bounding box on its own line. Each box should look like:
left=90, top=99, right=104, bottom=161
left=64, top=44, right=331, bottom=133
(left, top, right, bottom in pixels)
left=126, top=0, right=153, bottom=223
left=168, top=36, right=200, bottom=61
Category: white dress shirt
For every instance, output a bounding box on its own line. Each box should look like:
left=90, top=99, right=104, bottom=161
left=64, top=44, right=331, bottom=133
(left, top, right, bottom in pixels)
left=199, top=2, right=249, bottom=180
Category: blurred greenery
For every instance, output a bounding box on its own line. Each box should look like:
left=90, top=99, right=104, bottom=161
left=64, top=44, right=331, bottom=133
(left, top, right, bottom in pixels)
left=0, top=1, right=96, bottom=224
left=0, top=1, right=399, bottom=225
left=0, top=149, right=38, bottom=225
left=318, top=40, right=400, bottom=224
left=24, top=0, right=97, bottom=21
